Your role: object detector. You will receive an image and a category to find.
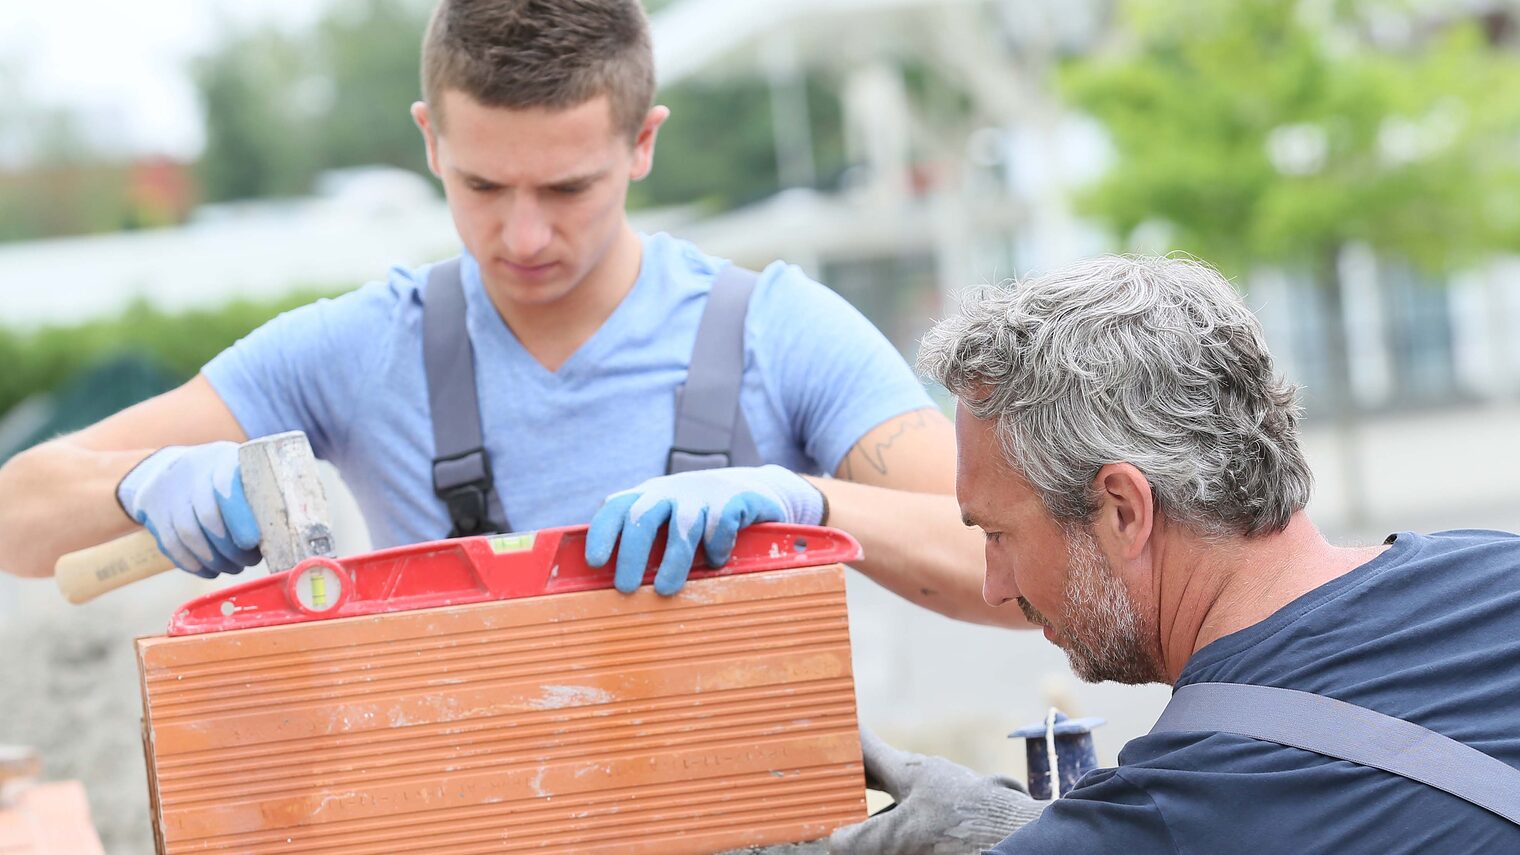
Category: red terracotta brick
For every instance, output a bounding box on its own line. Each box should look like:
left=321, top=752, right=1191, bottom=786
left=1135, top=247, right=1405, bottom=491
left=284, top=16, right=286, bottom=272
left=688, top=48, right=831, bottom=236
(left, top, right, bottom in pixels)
left=138, top=564, right=865, bottom=853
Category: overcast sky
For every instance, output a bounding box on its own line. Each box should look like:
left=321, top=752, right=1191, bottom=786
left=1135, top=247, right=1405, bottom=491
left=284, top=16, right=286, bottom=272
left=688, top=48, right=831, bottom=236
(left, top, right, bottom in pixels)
left=2, top=1, right=332, bottom=160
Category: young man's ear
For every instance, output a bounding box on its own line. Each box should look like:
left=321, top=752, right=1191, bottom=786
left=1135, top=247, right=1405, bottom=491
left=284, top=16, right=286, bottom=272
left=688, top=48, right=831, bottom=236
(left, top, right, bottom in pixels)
left=630, top=105, right=671, bottom=182
left=411, top=101, right=443, bottom=178
left=1090, top=462, right=1155, bottom=564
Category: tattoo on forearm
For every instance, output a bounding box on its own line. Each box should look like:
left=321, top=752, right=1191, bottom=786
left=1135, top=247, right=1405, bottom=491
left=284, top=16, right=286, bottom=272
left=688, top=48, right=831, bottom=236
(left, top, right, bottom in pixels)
left=848, top=410, right=929, bottom=478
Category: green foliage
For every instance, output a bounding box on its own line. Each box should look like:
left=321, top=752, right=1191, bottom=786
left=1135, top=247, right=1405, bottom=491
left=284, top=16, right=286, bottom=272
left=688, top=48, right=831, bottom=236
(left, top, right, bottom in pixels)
left=311, top=0, right=431, bottom=178
left=630, top=81, right=780, bottom=211
left=0, top=163, right=135, bottom=243
left=193, top=0, right=845, bottom=213
left=0, top=62, right=140, bottom=241
left=1060, top=0, right=1520, bottom=277
left=196, top=0, right=431, bottom=202
left=0, top=290, right=337, bottom=419
left=195, top=27, right=321, bottom=202
left=629, top=75, right=847, bottom=212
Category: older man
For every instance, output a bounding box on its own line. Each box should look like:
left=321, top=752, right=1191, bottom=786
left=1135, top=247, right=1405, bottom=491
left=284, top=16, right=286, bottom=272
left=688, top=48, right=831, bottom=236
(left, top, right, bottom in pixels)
left=829, top=255, right=1520, bottom=853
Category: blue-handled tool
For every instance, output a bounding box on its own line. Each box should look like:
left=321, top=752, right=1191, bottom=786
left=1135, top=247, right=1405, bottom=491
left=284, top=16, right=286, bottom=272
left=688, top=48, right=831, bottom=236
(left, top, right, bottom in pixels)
left=1009, top=710, right=1105, bottom=799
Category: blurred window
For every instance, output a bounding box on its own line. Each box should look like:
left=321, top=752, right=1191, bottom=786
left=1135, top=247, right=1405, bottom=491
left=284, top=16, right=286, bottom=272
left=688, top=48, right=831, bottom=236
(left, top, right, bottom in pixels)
left=820, top=253, right=940, bottom=363
left=1380, top=262, right=1460, bottom=409
left=1275, top=272, right=1337, bottom=415
left=1271, top=264, right=1462, bottom=415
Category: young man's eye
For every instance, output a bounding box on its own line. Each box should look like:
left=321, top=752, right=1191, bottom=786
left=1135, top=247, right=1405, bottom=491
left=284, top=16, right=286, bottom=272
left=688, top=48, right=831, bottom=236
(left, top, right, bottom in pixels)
left=551, top=184, right=588, bottom=196
left=467, top=181, right=499, bottom=194
left=985, top=531, right=1002, bottom=544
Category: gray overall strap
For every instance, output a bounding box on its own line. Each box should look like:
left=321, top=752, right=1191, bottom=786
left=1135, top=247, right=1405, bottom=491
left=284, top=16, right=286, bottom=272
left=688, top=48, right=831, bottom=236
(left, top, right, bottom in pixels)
left=667, top=263, right=762, bottom=474
left=1151, top=682, right=1520, bottom=826
left=423, top=258, right=507, bottom=537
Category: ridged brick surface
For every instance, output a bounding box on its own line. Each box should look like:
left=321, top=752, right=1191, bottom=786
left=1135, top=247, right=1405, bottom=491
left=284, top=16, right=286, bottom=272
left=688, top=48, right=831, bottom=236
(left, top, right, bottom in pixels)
left=138, top=564, right=865, bottom=853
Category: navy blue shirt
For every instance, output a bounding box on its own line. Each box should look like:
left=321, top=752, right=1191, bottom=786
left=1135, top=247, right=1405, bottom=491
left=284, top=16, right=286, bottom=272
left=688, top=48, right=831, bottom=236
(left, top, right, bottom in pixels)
left=993, top=530, right=1520, bottom=854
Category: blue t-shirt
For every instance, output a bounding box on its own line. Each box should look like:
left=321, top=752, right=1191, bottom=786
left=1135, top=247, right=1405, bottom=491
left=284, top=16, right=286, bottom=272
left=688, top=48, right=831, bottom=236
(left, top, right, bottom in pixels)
left=995, top=529, right=1520, bottom=854
left=203, top=232, right=931, bottom=546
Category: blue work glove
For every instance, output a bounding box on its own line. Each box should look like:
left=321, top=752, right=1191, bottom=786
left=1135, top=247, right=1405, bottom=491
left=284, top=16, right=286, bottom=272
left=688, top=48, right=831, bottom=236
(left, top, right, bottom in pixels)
left=116, top=442, right=262, bottom=579
left=585, top=464, right=825, bottom=596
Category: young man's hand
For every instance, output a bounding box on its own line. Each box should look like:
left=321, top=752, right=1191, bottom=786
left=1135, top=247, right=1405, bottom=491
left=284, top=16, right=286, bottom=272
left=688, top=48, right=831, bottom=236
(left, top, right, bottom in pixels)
left=585, top=464, right=824, bottom=595
left=116, top=442, right=262, bottom=578
left=828, top=729, right=1049, bottom=855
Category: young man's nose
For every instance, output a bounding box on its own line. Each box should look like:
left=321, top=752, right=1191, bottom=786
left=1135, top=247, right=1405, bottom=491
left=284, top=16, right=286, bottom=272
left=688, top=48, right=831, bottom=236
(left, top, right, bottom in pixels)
left=501, top=199, right=552, bottom=260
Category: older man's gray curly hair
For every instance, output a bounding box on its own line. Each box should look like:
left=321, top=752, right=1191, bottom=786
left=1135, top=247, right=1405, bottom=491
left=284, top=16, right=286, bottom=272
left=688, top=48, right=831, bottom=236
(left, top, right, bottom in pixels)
left=919, top=255, right=1312, bottom=537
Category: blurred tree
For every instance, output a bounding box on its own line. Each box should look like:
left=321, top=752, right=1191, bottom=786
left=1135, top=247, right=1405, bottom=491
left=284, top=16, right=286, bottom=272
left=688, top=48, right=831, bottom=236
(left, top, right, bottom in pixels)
left=1063, top=0, right=1520, bottom=276
left=630, top=75, right=847, bottom=212
left=0, top=163, right=133, bottom=240
left=0, top=58, right=19, bottom=157
left=0, top=58, right=93, bottom=169
left=192, top=0, right=842, bottom=212
left=311, top=0, right=431, bottom=177
left=0, top=289, right=336, bottom=421
left=1061, top=0, right=1520, bottom=522
left=0, top=59, right=138, bottom=241
left=195, top=26, right=319, bottom=201
left=630, top=81, right=779, bottom=211
left=195, top=1, right=432, bottom=202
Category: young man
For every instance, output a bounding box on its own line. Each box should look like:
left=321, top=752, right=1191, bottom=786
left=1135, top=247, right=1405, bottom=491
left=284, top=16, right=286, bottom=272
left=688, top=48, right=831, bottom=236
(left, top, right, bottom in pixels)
left=829, top=255, right=1520, bottom=853
left=0, top=0, right=1017, bottom=627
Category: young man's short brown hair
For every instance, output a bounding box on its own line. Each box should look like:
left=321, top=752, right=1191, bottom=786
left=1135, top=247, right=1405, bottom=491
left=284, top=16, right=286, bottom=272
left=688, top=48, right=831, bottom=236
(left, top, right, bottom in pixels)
left=421, top=0, right=656, bottom=140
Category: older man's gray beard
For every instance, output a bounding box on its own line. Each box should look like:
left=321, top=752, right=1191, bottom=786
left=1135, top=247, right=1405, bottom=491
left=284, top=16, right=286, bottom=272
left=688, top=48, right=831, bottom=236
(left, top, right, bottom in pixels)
left=1018, top=525, right=1165, bottom=685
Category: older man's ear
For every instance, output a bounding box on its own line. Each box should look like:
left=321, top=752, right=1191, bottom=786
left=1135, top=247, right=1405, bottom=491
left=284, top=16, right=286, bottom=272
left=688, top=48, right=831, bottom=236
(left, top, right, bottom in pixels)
left=1091, top=462, right=1155, bottom=566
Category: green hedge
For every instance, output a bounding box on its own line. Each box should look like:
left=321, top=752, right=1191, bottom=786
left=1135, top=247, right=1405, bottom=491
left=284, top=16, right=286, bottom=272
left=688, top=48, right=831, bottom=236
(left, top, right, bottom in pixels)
left=0, top=289, right=339, bottom=419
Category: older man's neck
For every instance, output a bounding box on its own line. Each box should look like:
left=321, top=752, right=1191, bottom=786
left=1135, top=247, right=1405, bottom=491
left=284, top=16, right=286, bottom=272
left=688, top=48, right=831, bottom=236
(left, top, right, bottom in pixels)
left=1158, top=513, right=1386, bottom=682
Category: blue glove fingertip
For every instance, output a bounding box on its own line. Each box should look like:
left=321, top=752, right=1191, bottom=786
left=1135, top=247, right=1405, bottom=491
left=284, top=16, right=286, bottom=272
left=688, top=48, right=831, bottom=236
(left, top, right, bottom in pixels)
left=204, top=526, right=261, bottom=572
left=613, top=501, right=670, bottom=594
left=703, top=493, right=782, bottom=567
left=586, top=493, right=638, bottom=568
left=653, top=512, right=704, bottom=596
left=220, top=470, right=263, bottom=551
left=652, top=564, right=692, bottom=596
left=703, top=519, right=741, bottom=568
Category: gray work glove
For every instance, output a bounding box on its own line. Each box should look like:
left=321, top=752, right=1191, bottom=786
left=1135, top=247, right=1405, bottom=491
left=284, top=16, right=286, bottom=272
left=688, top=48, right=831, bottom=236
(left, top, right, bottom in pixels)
left=829, top=728, right=1049, bottom=855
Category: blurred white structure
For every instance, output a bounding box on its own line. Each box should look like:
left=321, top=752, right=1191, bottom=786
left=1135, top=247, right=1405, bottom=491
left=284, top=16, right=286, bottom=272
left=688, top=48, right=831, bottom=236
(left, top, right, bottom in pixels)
left=0, top=165, right=458, bottom=327
left=652, top=0, right=1114, bottom=358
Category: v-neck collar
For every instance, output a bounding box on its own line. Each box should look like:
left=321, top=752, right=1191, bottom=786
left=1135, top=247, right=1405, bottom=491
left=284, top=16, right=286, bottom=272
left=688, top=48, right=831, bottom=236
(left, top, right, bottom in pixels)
left=459, top=240, right=655, bottom=384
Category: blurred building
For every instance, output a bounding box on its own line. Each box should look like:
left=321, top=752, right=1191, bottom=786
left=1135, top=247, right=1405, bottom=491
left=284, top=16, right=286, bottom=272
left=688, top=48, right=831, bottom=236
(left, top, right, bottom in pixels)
left=125, top=156, right=196, bottom=228
left=651, top=0, right=1520, bottom=412
left=0, top=165, right=457, bottom=327
left=651, top=0, right=1112, bottom=361
left=645, top=0, right=1520, bottom=773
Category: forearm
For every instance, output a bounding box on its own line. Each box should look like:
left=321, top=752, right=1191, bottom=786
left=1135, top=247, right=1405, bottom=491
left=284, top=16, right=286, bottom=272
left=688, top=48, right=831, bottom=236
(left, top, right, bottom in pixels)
left=807, top=476, right=1029, bottom=628
left=0, top=439, right=148, bottom=577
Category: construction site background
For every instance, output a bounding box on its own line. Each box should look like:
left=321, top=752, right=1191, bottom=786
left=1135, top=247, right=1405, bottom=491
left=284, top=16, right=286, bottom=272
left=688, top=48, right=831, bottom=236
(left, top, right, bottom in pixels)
left=4, top=0, right=1520, bottom=850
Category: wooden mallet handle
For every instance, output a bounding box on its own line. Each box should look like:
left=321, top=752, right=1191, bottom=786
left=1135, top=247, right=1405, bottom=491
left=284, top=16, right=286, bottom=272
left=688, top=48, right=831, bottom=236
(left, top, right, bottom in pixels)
left=53, top=432, right=328, bottom=604
left=54, top=529, right=176, bottom=605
